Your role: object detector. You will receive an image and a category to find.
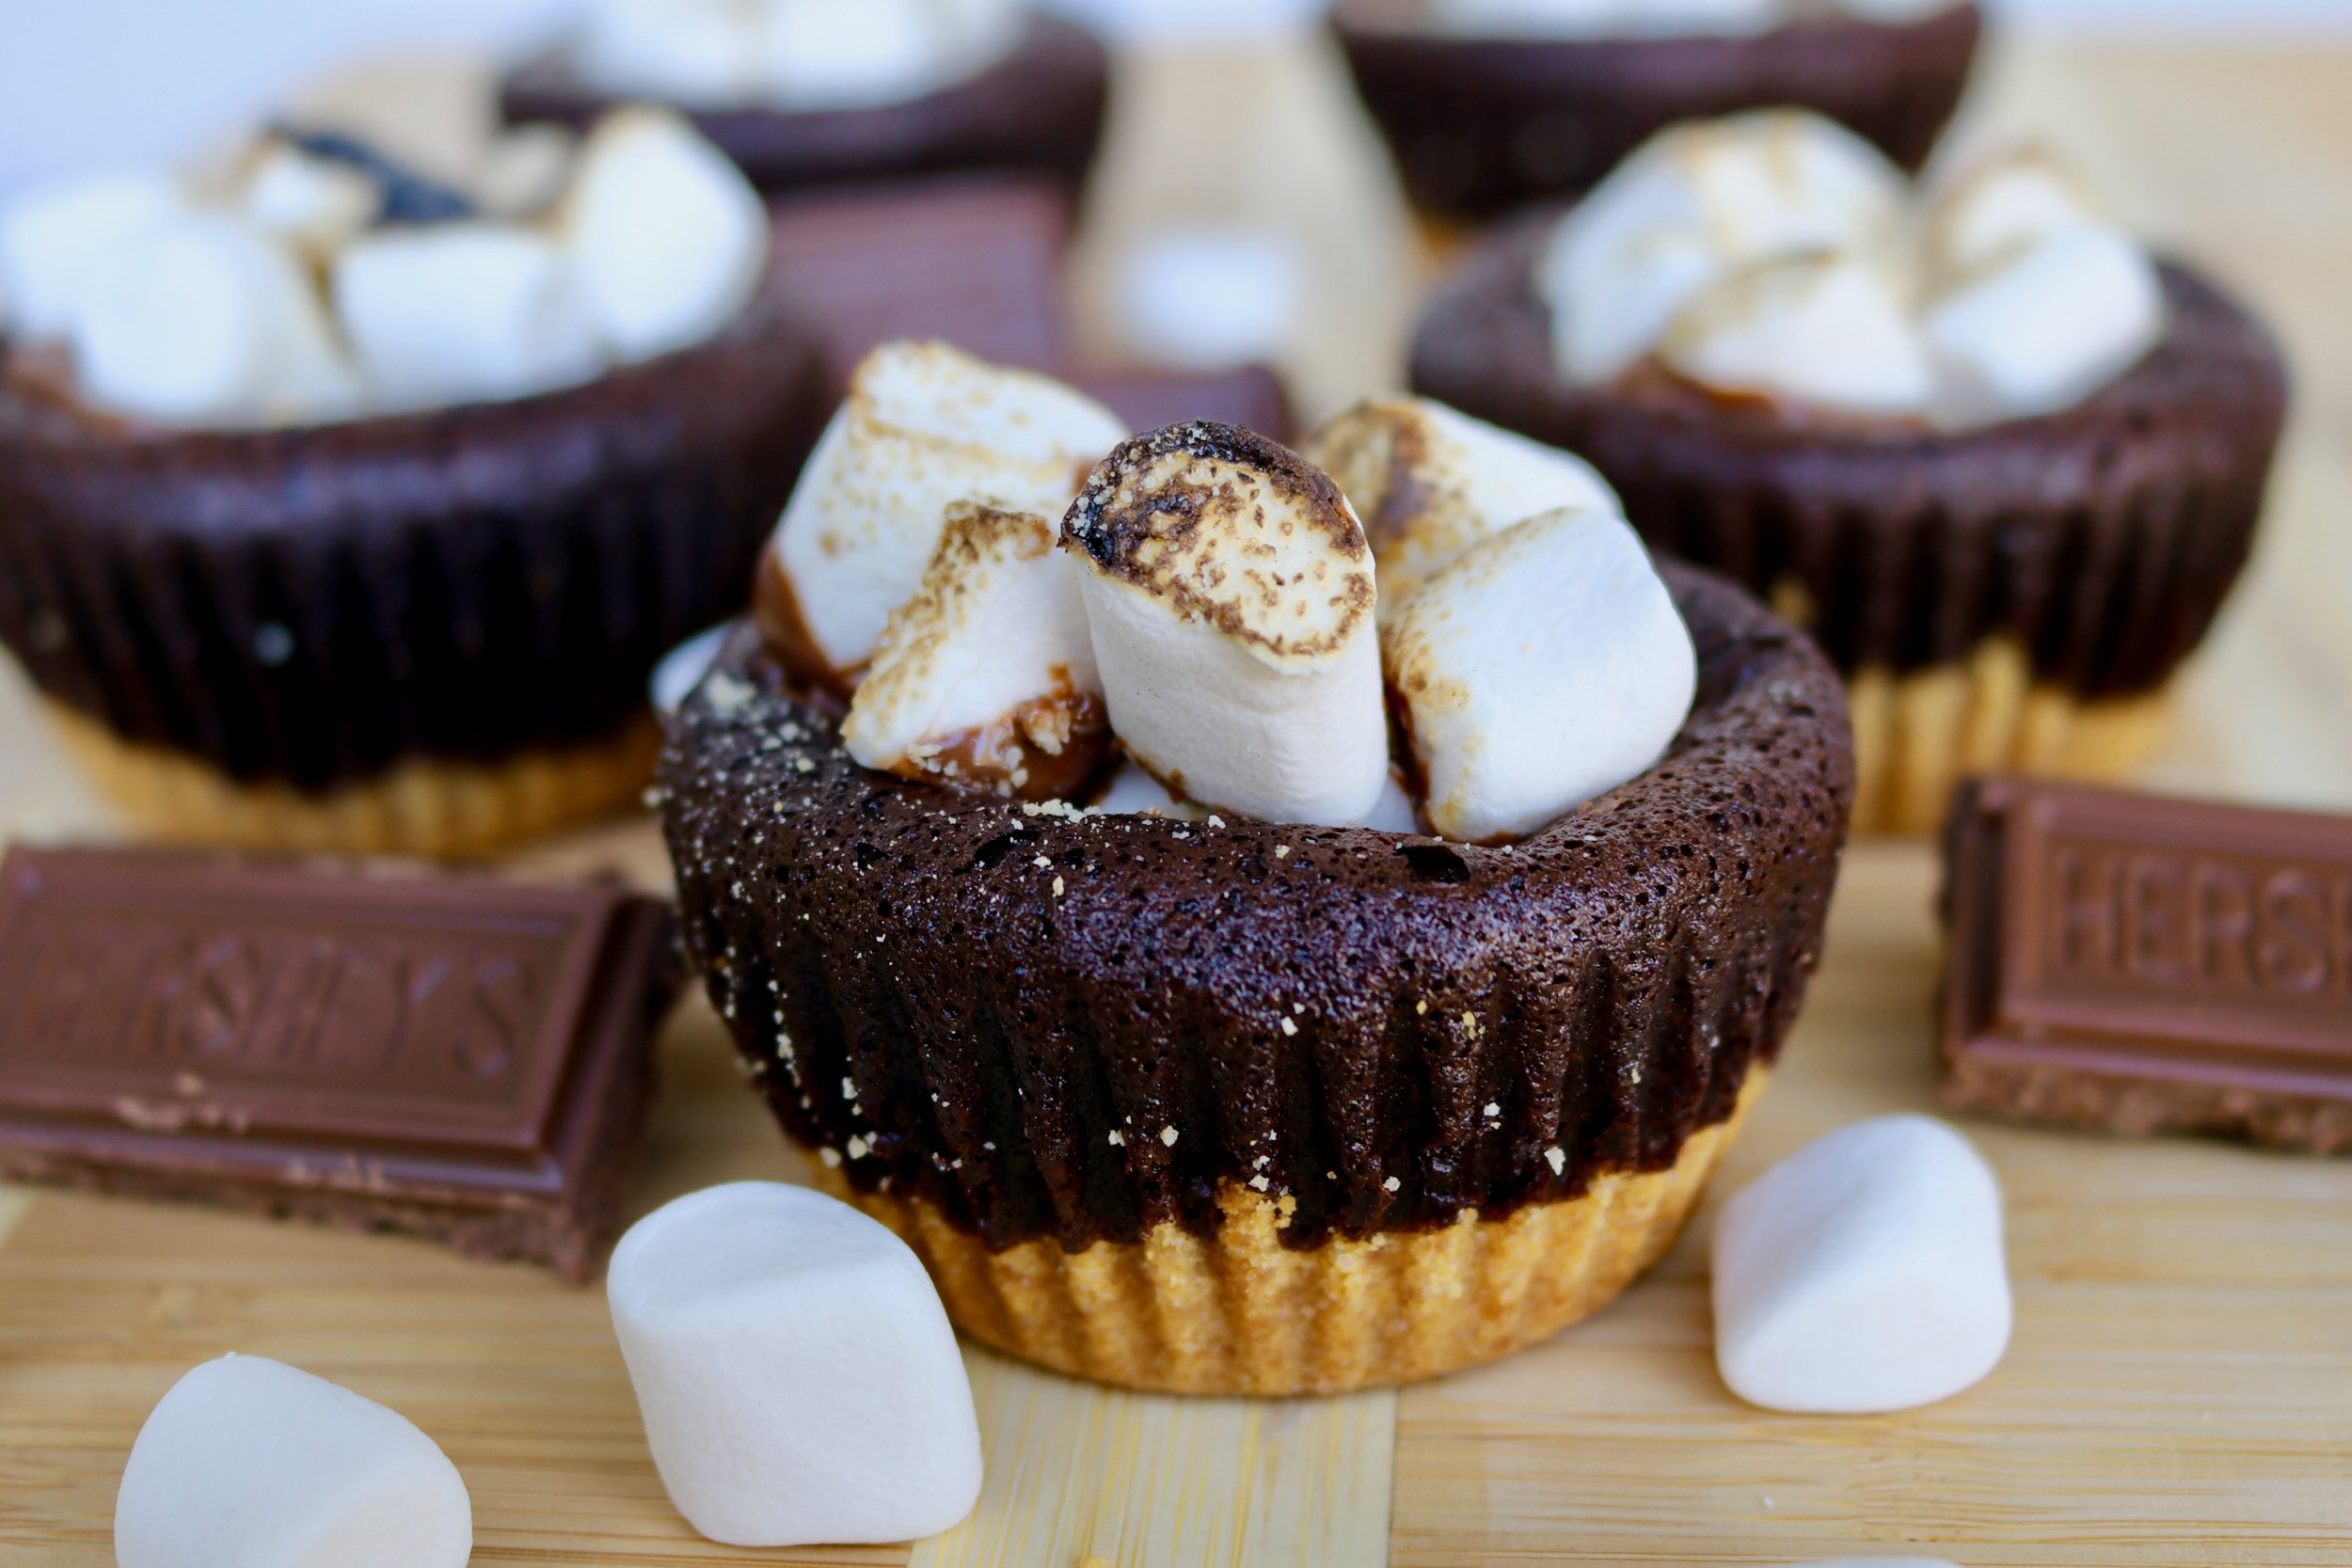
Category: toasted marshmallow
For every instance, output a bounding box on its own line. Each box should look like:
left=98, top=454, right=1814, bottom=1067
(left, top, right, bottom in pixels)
left=772, top=342, right=1126, bottom=681
left=563, top=108, right=769, bottom=363
left=1063, top=422, right=1390, bottom=828
left=239, top=142, right=381, bottom=260
left=1925, top=150, right=2097, bottom=285
left=1664, top=252, right=1936, bottom=417
left=1300, top=396, right=1620, bottom=610
left=75, top=213, right=358, bottom=429
left=334, top=222, right=605, bottom=412
left=1385, top=507, right=1694, bottom=844
left=476, top=124, right=578, bottom=220
left=574, top=0, right=767, bottom=105
left=0, top=170, right=185, bottom=341
left=1429, top=0, right=1781, bottom=38
left=1712, top=1116, right=2011, bottom=1415
left=845, top=503, right=1110, bottom=800
left=1922, top=224, right=2166, bottom=424
left=1539, top=112, right=1907, bottom=384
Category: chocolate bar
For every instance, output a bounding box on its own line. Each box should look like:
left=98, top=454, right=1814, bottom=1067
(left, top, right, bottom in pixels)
left=0, top=847, right=680, bottom=1279
left=1941, top=777, right=2352, bottom=1152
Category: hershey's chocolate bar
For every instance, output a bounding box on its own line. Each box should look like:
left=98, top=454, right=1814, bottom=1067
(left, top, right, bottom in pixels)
left=1941, top=777, right=2352, bottom=1152
left=0, top=847, right=679, bottom=1279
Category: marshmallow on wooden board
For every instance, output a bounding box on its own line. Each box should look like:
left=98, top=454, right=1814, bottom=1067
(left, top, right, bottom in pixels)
left=1384, top=506, right=1694, bottom=844
left=608, top=1182, right=983, bottom=1548
left=334, top=222, right=605, bottom=412
left=844, top=502, right=1110, bottom=800
left=1923, top=150, right=2095, bottom=287
left=1299, top=396, right=1621, bottom=611
left=1063, top=421, right=1391, bottom=829
left=1921, top=225, right=2166, bottom=425
left=1712, top=1115, right=2011, bottom=1415
left=1539, top=111, right=1907, bottom=383
left=0, top=169, right=184, bottom=341
left=562, top=107, right=769, bottom=363
left=772, top=341, right=1127, bottom=682
left=115, top=1354, right=470, bottom=1568
left=75, top=213, right=359, bottom=429
left=1664, top=252, right=1937, bottom=418
left=574, top=0, right=767, bottom=104
left=239, top=142, right=381, bottom=260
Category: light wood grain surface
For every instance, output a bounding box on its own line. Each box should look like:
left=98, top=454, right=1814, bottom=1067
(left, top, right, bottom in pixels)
left=5, top=35, right=2352, bottom=1568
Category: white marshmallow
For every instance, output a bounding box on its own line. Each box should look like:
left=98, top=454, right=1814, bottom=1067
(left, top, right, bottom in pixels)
left=1922, top=224, right=2167, bottom=424
left=1299, top=396, right=1621, bottom=610
left=1540, top=111, right=1908, bottom=384
left=1664, top=252, right=1937, bottom=418
left=1712, top=1115, right=2011, bottom=1415
left=1429, top=0, right=1781, bottom=38
left=114, top=1354, right=470, bottom=1568
left=476, top=124, right=579, bottom=220
left=334, top=222, right=605, bottom=412
left=1925, top=150, right=2097, bottom=285
left=844, top=502, right=1106, bottom=797
left=651, top=624, right=730, bottom=718
left=1362, top=770, right=1422, bottom=834
left=75, top=213, right=359, bottom=429
left=574, top=0, right=767, bottom=105
left=759, top=0, right=984, bottom=111
left=608, top=1181, right=983, bottom=1548
left=1115, top=225, right=1304, bottom=373
left=563, top=107, right=770, bottom=363
left=0, top=169, right=185, bottom=341
left=773, top=341, right=1126, bottom=679
left=1384, top=507, right=1693, bottom=844
left=239, top=143, right=380, bottom=260
left=1087, top=758, right=1207, bottom=818
left=1065, top=422, right=1391, bottom=829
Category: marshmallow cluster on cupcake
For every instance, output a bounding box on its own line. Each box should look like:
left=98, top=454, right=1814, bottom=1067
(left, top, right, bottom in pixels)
left=1539, top=111, right=2168, bottom=427
left=756, top=341, right=1696, bottom=844
left=0, top=106, right=768, bottom=429
left=1416, top=0, right=1961, bottom=40
left=573, top=0, right=1024, bottom=111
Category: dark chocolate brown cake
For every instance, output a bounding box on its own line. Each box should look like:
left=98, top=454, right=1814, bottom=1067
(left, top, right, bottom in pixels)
left=1331, top=1, right=1982, bottom=220
left=0, top=273, right=828, bottom=853
left=662, top=558, right=1854, bottom=1392
left=502, top=15, right=1111, bottom=199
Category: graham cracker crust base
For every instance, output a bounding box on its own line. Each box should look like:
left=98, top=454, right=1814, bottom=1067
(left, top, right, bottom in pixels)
left=817, top=1073, right=1762, bottom=1398
left=46, top=700, right=662, bottom=860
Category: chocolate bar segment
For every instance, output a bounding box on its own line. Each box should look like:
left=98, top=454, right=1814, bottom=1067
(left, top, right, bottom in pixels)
left=1941, top=777, right=2352, bottom=1152
left=0, top=847, right=679, bottom=1279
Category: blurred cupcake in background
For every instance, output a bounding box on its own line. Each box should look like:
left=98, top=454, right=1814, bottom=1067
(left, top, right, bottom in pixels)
left=502, top=0, right=1112, bottom=200
left=0, top=105, right=826, bottom=856
left=1329, top=0, right=1981, bottom=247
left=1411, top=111, right=2289, bottom=832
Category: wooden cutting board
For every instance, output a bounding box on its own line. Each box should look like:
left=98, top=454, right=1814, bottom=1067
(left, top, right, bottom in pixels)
left=6, top=36, right=2352, bottom=1568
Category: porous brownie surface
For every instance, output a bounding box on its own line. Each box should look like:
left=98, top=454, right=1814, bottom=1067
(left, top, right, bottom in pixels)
left=662, top=562, right=1854, bottom=1253
left=0, top=277, right=825, bottom=791
left=1412, top=219, right=2290, bottom=699
left=503, top=15, right=1111, bottom=198
left=1331, top=1, right=1981, bottom=217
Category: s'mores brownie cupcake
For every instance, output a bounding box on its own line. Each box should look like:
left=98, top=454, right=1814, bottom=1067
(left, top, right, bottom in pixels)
left=502, top=0, right=1111, bottom=199
left=1412, top=111, right=2288, bottom=832
left=663, top=343, right=1853, bottom=1395
left=1331, top=0, right=1980, bottom=237
left=0, top=109, right=824, bottom=856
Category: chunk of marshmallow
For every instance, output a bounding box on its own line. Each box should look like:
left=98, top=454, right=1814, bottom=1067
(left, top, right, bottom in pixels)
left=574, top=0, right=766, bottom=104
left=845, top=502, right=1108, bottom=798
left=1384, top=507, right=1694, bottom=843
left=115, top=1354, right=470, bottom=1568
left=563, top=107, right=769, bottom=363
left=759, top=0, right=982, bottom=111
left=1064, top=421, right=1391, bottom=828
left=1712, top=1115, right=2011, bottom=1415
left=1088, top=759, right=1208, bottom=819
left=1540, top=112, right=1907, bottom=383
left=608, top=1181, right=983, bottom=1547
left=334, top=222, right=605, bottom=412
left=1922, top=225, right=2166, bottom=424
left=1664, top=252, right=1936, bottom=418
left=240, top=142, right=381, bottom=260
left=75, top=213, right=359, bottom=429
left=773, top=341, right=1127, bottom=680
left=0, top=170, right=185, bottom=341
left=1926, top=150, right=2096, bottom=284
left=1300, top=396, right=1621, bottom=610
left=475, top=124, right=578, bottom=220
left=1115, top=225, right=1304, bottom=373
